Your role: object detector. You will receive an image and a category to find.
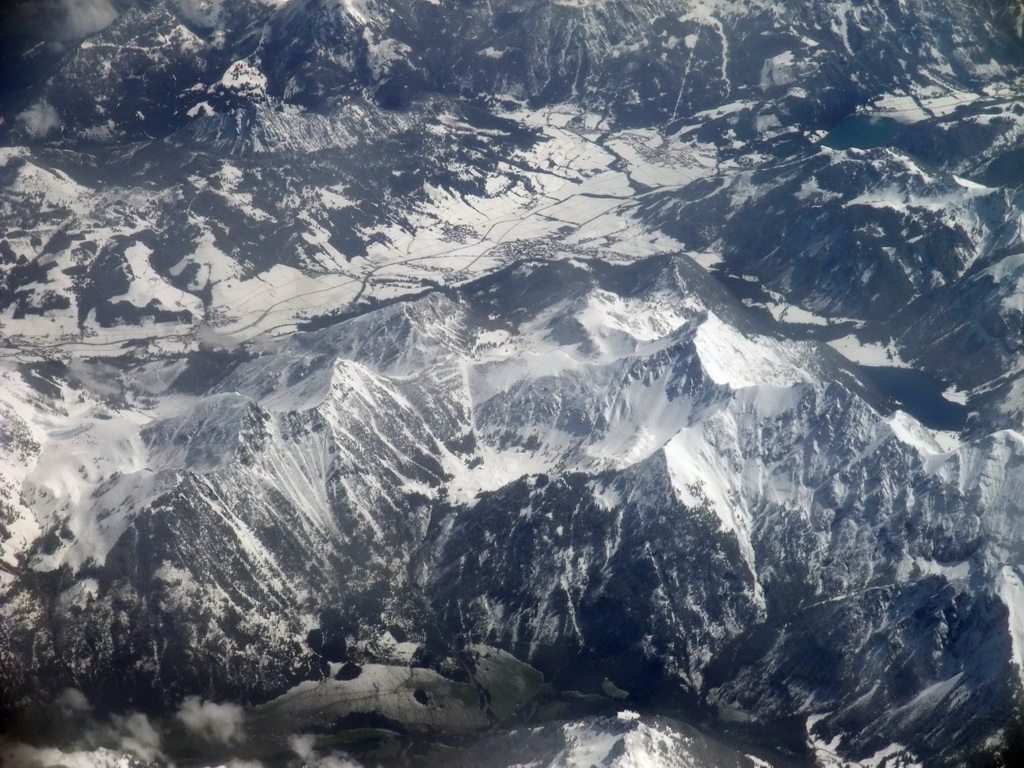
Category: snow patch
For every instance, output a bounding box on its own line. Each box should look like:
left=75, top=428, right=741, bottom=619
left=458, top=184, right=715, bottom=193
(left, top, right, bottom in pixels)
left=997, top=566, right=1024, bottom=681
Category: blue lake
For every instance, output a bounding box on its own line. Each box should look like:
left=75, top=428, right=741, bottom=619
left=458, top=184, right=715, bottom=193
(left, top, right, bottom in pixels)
left=861, top=366, right=967, bottom=432
left=822, top=115, right=901, bottom=150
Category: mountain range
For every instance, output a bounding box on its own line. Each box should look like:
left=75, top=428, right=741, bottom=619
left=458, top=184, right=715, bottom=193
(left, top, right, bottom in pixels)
left=3, top=0, right=1024, bottom=766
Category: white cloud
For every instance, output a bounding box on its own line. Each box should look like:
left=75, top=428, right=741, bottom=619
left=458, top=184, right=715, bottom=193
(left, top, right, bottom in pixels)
left=314, top=756, right=364, bottom=768
left=289, top=733, right=317, bottom=760
left=55, top=0, right=119, bottom=39
left=0, top=742, right=130, bottom=768
left=0, top=710, right=161, bottom=767
left=174, top=0, right=225, bottom=26
left=173, top=0, right=290, bottom=26
left=288, top=734, right=364, bottom=768
left=176, top=696, right=246, bottom=744
left=68, top=359, right=124, bottom=398
left=16, top=101, right=60, bottom=139
left=110, top=712, right=162, bottom=763
left=55, top=688, right=91, bottom=715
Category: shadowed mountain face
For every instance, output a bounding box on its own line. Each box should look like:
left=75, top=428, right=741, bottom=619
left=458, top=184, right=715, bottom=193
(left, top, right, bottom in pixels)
left=4, top=1, right=1024, bottom=767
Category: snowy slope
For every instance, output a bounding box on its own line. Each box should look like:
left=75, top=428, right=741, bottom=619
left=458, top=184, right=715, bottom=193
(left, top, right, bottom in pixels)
left=4, top=0, right=1024, bottom=765
left=0, top=255, right=1021, bottom=765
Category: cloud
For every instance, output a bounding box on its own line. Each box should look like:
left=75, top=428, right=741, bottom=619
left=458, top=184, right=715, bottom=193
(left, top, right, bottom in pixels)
left=1, top=0, right=120, bottom=42
left=314, top=756, right=365, bottom=768
left=110, top=712, right=161, bottom=762
left=174, top=0, right=225, bottom=26
left=290, top=733, right=317, bottom=761
left=197, top=324, right=245, bottom=349
left=68, top=359, right=125, bottom=399
left=176, top=696, right=246, bottom=744
left=0, top=711, right=161, bottom=767
left=172, top=0, right=294, bottom=28
left=54, top=0, right=119, bottom=39
left=55, top=688, right=91, bottom=716
left=289, top=734, right=364, bottom=768
left=16, top=101, right=60, bottom=138
left=0, top=742, right=131, bottom=768
left=1, top=694, right=365, bottom=768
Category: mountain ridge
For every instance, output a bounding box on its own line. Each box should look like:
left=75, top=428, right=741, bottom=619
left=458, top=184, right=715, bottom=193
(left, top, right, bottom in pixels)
left=5, top=0, right=1024, bottom=765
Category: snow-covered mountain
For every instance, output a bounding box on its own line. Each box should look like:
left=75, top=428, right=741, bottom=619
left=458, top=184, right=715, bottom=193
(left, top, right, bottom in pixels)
left=439, top=711, right=791, bottom=768
left=1, top=254, right=1022, bottom=766
left=4, top=0, right=1024, bottom=766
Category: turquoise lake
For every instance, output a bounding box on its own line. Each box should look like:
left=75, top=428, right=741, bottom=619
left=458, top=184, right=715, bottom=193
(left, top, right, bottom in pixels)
left=822, top=115, right=902, bottom=150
